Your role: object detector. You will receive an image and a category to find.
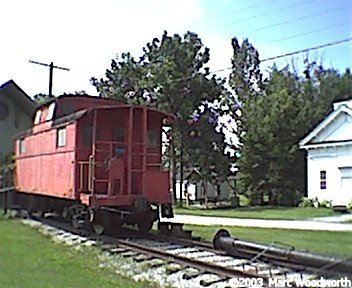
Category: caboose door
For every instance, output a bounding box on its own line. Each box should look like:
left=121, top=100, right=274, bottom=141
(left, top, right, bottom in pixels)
left=127, top=107, right=147, bottom=196
left=86, top=108, right=128, bottom=196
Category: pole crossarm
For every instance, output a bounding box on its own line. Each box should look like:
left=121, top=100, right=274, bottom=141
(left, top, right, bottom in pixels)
left=29, top=60, right=70, bottom=71
left=29, top=60, right=70, bottom=96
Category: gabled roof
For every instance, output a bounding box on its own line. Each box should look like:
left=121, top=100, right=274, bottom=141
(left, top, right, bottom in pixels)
left=299, top=101, right=352, bottom=149
left=0, top=80, right=37, bottom=116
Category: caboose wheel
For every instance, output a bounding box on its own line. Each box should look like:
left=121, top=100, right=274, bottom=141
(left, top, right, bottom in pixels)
left=91, top=209, right=122, bottom=236
left=137, top=208, right=157, bottom=233
left=137, top=218, right=154, bottom=234
left=92, top=224, right=105, bottom=235
left=65, top=204, right=87, bottom=229
left=71, top=215, right=82, bottom=229
left=90, top=208, right=106, bottom=235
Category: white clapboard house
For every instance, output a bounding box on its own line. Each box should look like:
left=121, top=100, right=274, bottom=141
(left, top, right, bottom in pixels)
left=299, top=100, right=352, bottom=207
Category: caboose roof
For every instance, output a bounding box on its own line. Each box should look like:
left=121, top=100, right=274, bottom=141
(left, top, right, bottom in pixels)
left=52, top=104, right=174, bottom=128
left=36, top=94, right=123, bottom=108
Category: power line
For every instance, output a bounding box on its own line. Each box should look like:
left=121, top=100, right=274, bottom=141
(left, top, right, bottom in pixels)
left=227, top=0, right=280, bottom=16
left=202, top=0, right=281, bottom=31
left=204, top=0, right=319, bottom=33
left=267, top=22, right=349, bottom=43
left=261, top=37, right=352, bottom=62
left=171, top=37, right=352, bottom=83
left=230, top=0, right=320, bottom=25
left=238, top=5, right=349, bottom=36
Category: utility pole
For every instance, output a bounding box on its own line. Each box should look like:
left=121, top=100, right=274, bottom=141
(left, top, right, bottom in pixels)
left=29, top=60, right=70, bottom=97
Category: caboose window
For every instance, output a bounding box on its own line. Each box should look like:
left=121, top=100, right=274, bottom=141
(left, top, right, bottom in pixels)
left=34, top=110, right=42, bottom=124
left=114, top=128, right=125, bottom=142
left=147, top=130, right=158, bottom=148
left=46, top=102, right=56, bottom=121
left=57, top=127, right=67, bottom=147
left=19, top=139, right=26, bottom=154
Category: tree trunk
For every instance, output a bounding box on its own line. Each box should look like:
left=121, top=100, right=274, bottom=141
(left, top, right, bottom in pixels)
left=216, top=183, right=221, bottom=203
left=179, top=141, right=184, bottom=207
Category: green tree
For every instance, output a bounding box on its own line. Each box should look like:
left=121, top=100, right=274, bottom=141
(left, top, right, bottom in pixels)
left=228, top=37, right=263, bottom=201
left=229, top=38, right=262, bottom=97
left=184, top=106, right=236, bottom=200
left=32, top=93, right=54, bottom=104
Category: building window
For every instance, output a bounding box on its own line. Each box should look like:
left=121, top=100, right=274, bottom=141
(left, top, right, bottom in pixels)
left=57, top=127, right=66, bottom=147
left=320, top=170, right=327, bottom=190
left=19, top=139, right=26, bottom=154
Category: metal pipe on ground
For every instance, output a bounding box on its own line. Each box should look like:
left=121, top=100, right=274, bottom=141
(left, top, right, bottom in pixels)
left=212, top=229, right=352, bottom=277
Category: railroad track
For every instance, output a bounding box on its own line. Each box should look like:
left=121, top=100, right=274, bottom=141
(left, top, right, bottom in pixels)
left=13, top=211, right=348, bottom=288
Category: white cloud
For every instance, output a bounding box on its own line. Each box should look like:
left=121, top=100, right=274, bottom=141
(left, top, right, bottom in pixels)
left=205, top=35, right=232, bottom=80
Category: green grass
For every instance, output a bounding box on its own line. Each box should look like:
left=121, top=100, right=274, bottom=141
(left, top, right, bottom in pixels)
left=174, top=206, right=344, bottom=220
left=0, top=218, right=152, bottom=288
left=186, top=224, right=352, bottom=258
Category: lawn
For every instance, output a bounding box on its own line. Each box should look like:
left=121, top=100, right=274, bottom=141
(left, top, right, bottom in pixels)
left=174, top=206, right=344, bottom=220
left=0, top=217, right=153, bottom=288
left=186, top=224, right=352, bottom=258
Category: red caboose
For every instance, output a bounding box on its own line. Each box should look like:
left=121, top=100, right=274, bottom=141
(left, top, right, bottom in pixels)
left=14, top=95, right=174, bottom=232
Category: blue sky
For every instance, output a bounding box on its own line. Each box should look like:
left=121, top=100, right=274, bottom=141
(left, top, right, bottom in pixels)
left=193, top=0, right=351, bottom=76
left=0, top=0, right=351, bottom=96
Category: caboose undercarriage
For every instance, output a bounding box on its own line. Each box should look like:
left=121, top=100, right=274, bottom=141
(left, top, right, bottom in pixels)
left=13, top=191, right=173, bottom=234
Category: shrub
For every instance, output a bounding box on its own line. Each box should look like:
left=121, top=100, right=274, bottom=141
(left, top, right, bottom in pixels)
left=299, top=197, right=332, bottom=208
left=347, top=201, right=352, bottom=210
left=319, top=199, right=332, bottom=208
left=275, top=189, right=302, bottom=207
left=245, top=187, right=264, bottom=206
left=298, top=197, right=313, bottom=207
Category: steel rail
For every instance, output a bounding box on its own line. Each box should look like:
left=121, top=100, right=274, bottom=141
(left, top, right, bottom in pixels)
left=115, top=238, right=270, bottom=281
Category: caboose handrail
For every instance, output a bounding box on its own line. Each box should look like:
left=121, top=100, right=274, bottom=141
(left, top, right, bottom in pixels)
left=88, top=155, right=94, bottom=193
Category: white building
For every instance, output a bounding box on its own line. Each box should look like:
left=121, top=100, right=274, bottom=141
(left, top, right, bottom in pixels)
left=299, top=100, right=352, bottom=207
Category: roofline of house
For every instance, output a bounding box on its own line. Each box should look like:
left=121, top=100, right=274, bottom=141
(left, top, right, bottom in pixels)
left=300, top=139, right=352, bottom=150
left=299, top=105, right=352, bottom=147
left=0, top=79, right=36, bottom=107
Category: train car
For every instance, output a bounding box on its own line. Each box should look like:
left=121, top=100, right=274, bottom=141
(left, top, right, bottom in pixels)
left=14, top=95, right=174, bottom=233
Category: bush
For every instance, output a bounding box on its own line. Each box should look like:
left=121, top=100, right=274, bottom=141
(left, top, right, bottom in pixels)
left=299, top=197, right=313, bottom=207
left=319, top=199, right=332, bottom=208
left=299, top=197, right=332, bottom=208
left=239, top=194, right=250, bottom=206
left=347, top=201, right=352, bottom=210
left=0, top=153, right=14, bottom=189
left=275, top=189, right=302, bottom=207
left=246, top=187, right=264, bottom=205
